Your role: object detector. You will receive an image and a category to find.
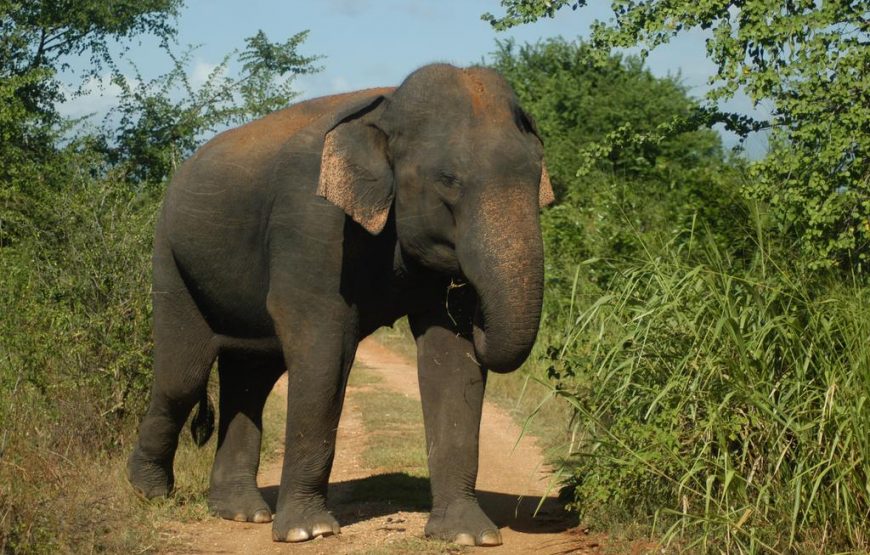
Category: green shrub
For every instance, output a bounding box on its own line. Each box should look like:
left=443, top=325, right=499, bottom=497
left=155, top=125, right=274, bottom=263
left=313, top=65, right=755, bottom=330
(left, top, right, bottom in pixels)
left=486, top=0, right=870, bottom=271
left=0, top=147, right=159, bottom=551
left=542, top=229, right=869, bottom=552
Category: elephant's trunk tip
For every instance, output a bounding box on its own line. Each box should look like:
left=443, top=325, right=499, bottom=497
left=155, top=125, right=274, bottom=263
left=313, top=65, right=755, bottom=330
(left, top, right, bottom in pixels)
left=471, top=300, right=539, bottom=374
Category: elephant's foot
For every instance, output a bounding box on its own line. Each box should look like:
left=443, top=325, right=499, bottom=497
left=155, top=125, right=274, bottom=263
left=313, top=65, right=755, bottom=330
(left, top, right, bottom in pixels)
left=208, top=482, right=272, bottom=523
left=426, top=499, right=502, bottom=547
left=127, top=447, right=174, bottom=499
left=271, top=502, right=340, bottom=542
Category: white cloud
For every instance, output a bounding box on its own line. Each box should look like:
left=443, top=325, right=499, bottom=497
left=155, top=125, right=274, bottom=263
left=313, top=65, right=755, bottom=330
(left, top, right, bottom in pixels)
left=330, top=76, right=350, bottom=92
left=323, top=0, right=370, bottom=17
left=190, top=60, right=221, bottom=88
left=57, top=74, right=135, bottom=121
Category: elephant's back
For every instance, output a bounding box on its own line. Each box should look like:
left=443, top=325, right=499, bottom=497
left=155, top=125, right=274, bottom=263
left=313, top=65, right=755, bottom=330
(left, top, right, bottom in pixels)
left=155, top=87, right=394, bottom=337
left=161, top=86, right=397, bottom=251
left=183, top=87, right=397, bottom=178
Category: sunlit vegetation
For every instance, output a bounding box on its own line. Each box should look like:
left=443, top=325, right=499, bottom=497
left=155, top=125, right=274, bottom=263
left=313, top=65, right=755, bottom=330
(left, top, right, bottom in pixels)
left=486, top=3, right=869, bottom=551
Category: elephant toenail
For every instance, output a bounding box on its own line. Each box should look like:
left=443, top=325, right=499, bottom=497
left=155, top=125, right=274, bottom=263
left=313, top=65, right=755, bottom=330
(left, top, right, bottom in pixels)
left=232, top=513, right=247, bottom=522
left=253, top=510, right=272, bottom=523
left=452, top=532, right=476, bottom=546
left=311, top=522, right=338, bottom=537
left=479, top=530, right=502, bottom=546
left=286, top=527, right=311, bottom=542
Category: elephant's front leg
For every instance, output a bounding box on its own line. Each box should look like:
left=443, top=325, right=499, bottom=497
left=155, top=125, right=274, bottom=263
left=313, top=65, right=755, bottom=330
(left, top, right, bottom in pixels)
left=409, top=309, right=502, bottom=547
left=269, top=296, right=356, bottom=543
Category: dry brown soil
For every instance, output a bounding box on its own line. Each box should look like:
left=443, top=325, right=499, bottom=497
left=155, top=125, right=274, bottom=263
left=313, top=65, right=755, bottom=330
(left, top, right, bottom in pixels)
left=159, top=337, right=605, bottom=554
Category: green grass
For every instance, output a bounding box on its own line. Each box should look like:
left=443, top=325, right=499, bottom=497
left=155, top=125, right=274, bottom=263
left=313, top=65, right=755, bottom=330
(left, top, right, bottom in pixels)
left=349, top=366, right=387, bottom=387
left=372, top=319, right=417, bottom=360
left=347, top=367, right=431, bottom=510
left=540, top=236, right=870, bottom=553
left=353, top=376, right=428, bottom=476
left=372, top=319, right=575, bottom=461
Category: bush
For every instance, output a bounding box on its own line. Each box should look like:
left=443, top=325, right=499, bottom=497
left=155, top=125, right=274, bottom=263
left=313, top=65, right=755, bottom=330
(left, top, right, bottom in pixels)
left=541, top=225, right=869, bottom=552
left=0, top=145, right=160, bottom=551
left=491, top=39, right=748, bottom=298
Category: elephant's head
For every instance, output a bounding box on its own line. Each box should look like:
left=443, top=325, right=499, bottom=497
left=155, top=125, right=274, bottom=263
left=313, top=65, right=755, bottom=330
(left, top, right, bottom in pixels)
left=318, top=64, right=554, bottom=373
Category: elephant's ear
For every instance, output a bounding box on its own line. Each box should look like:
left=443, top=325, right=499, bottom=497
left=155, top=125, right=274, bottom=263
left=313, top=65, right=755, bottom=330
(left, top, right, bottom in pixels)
left=539, top=160, right=555, bottom=207
left=516, top=107, right=555, bottom=208
left=317, top=96, right=394, bottom=235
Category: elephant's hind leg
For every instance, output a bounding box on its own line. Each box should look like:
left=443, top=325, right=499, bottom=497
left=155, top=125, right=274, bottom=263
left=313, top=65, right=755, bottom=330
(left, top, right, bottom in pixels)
left=128, top=249, right=218, bottom=499
left=208, top=351, right=284, bottom=523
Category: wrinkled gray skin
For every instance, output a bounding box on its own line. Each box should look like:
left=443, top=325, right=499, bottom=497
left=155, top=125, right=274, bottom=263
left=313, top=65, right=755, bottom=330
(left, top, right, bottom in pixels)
left=127, top=63, right=553, bottom=547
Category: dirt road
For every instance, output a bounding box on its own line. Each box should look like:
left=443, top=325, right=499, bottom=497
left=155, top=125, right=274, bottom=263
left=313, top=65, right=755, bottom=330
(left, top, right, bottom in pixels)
left=160, top=337, right=601, bottom=554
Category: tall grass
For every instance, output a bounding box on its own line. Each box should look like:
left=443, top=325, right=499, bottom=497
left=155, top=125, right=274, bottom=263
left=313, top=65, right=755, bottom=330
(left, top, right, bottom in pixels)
left=542, top=235, right=869, bottom=553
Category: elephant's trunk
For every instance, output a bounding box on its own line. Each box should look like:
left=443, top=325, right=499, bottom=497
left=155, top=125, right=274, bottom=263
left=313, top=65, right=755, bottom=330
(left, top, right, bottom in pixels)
left=458, top=187, right=544, bottom=373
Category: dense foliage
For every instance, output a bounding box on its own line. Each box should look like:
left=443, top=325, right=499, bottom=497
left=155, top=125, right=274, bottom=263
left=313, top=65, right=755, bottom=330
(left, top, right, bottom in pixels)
left=491, top=39, right=746, bottom=293
left=486, top=0, right=870, bottom=270
left=485, top=6, right=869, bottom=553
left=0, top=0, right=182, bottom=114
left=542, top=241, right=869, bottom=551
left=0, top=2, right=319, bottom=550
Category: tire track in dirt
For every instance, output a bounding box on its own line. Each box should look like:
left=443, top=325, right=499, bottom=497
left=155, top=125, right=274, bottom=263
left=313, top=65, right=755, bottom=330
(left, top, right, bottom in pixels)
left=159, top=337, right=602, bottom=554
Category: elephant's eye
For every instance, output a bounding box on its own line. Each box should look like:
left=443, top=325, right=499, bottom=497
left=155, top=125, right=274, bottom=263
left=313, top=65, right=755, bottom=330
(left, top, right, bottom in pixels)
left=437, top=172, right=461, bottom=188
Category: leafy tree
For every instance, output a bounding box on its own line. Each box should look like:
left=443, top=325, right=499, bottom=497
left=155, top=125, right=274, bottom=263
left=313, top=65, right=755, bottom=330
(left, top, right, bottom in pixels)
left=0, top=0, right=181, bottom=117
left=493, top=39, right=726, bottom=186
left=484, top=0, right=870, bottom=270
left=491, top=39, right=745, bottom=290
left=104, top=31, right=321, bottom=183
left=0, top=0, right=182, bottom=245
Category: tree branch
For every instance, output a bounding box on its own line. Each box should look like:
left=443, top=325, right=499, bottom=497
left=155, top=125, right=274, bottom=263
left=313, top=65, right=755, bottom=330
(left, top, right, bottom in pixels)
left=27, top=26, right=48, bottom=70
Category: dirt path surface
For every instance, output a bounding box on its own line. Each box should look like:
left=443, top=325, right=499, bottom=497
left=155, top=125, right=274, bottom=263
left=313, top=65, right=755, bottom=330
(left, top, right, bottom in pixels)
left=160, top=337, right=602, bottom=554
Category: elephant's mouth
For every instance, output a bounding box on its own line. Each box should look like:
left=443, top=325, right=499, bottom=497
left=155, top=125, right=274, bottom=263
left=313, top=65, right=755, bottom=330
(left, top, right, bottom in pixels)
left=472, top=301, right=486, bottom=360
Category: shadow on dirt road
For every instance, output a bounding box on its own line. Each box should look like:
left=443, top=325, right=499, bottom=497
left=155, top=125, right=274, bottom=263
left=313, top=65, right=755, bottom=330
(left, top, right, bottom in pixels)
left=259, top=472, right=578, bottom=533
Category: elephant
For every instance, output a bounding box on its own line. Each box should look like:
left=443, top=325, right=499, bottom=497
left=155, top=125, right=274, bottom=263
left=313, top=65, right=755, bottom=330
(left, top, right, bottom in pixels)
left=127, top=63, right=554, bottom=547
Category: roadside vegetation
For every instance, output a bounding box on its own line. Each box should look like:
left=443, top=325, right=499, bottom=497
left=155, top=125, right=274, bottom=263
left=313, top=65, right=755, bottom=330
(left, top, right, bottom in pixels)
left=484, top=2, right=869, bottom=552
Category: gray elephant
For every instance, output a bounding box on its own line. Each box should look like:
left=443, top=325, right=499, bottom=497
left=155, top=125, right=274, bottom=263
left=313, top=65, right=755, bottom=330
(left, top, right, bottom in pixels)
left=127, top=63, right=553, bottom=547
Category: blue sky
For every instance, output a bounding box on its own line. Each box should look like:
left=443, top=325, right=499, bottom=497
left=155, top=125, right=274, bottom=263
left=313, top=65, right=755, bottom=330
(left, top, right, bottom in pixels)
left=60, top=0, right=769, bottom=154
